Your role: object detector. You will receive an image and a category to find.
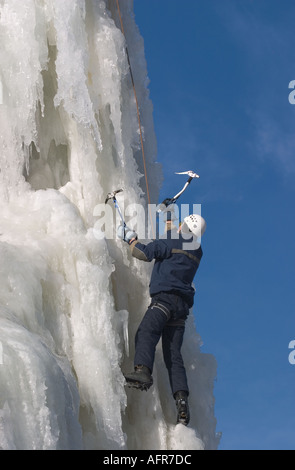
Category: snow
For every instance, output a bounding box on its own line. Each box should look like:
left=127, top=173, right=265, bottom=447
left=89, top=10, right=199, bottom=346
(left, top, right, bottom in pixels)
left=0, top=0, right=220, bottom=450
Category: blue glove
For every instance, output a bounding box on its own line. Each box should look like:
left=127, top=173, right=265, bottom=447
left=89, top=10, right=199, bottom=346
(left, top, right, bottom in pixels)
left=117, top=225, right=137, bottom=244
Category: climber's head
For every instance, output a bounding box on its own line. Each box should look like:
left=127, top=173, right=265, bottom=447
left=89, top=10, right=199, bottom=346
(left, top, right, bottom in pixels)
left=179, top=214, right=206, bottom=238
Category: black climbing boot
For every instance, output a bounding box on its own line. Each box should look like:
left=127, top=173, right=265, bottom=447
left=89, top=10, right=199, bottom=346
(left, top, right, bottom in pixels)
left=175, top=391, right=190, bottom=426
left=124, top=365, right=153, bottom=391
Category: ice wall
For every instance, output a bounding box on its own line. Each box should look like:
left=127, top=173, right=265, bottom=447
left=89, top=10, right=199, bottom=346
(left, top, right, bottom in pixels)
left=0, top=0, right=219, bottom=450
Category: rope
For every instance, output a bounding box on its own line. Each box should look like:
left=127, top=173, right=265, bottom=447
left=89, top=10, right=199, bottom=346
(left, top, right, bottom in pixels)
left=115, top=0, right=155, bottom=239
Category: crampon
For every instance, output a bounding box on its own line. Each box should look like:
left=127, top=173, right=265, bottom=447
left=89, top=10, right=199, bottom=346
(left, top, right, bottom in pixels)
left=124, top=379, right=153, bottom=391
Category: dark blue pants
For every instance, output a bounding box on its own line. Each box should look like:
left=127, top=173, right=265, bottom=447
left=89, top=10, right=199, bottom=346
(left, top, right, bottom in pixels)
left=134, top=292, right=190, bottom=396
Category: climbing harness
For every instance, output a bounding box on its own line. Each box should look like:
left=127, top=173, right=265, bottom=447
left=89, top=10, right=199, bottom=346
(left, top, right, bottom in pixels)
left=171, top=248, right=200, bottom=266
left=150, top=302, right=171, bottom=320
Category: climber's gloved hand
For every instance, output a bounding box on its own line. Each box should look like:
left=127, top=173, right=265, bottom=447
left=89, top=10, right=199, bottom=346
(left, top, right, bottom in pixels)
left=117, top=225, right=138, bottom=244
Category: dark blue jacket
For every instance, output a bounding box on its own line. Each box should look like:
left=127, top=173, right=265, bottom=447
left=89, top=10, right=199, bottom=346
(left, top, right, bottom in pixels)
left=130, top=228, right=203, bottom=307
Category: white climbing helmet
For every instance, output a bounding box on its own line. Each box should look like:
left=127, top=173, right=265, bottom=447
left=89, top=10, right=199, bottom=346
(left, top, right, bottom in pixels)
left=182, top=214, right=206, bottom=237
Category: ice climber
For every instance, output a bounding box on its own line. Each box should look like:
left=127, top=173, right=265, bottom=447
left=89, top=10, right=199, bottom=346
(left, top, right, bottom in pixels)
left=117, top=212, right=206, bottom=426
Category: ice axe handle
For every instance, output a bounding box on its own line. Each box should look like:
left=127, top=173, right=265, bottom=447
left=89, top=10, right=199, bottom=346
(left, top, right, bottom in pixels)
left=113, top=199, right=126, bottom=226
left=157, top=173, right=196, bottom=212
left=161, top=197, right=175, bottom=207
left=105, top=191, right=126, bottom=227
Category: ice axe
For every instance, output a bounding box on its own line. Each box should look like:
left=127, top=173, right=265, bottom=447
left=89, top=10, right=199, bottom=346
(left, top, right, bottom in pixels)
left=157, top=170, right=200, bottom=213
left=105, top=188, right=126, bottom=227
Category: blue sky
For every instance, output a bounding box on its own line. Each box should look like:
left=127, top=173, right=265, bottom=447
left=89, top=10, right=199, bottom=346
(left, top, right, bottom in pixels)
left=133, top=0, right=295, bottom=450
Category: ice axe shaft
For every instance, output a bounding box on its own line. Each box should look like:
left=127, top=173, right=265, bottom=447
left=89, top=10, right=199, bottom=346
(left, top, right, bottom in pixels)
left=157, top=171, right=200, bottom=211
left=105, top=188, right=126, bottom=226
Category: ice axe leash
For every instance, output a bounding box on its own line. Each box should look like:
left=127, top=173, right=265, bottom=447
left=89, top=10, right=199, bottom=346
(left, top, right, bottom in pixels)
left=105, top=189, right=126, bottom=227
left=157, top=170, right=200, bottom=213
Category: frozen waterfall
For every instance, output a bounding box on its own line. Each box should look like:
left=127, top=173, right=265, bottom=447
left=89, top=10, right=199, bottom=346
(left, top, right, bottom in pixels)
left=0, top=0, right=219, bottom=450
